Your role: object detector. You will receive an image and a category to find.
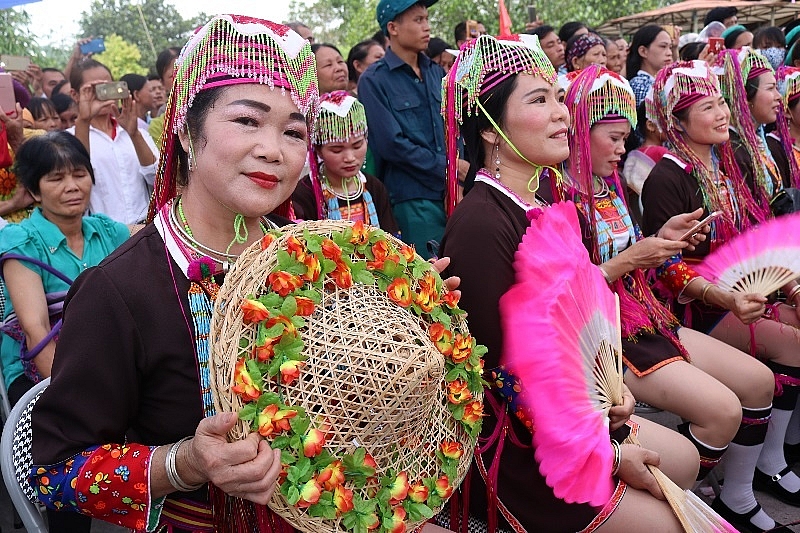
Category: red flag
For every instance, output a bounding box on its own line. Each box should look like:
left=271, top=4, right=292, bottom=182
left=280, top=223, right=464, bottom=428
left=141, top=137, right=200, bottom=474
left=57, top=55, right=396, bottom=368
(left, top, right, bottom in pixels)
left=499, top=0, right=513, bottom=36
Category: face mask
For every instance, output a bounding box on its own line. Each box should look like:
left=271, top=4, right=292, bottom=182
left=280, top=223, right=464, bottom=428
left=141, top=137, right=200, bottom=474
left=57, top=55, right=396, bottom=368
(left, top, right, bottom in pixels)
left=759, top=47, right=786, bottom=71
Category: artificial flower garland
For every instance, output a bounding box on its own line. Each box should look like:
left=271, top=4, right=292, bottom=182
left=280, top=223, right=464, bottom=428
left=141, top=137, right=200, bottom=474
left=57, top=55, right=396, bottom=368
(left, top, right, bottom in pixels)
left=230, top=221, right=485, bottom=533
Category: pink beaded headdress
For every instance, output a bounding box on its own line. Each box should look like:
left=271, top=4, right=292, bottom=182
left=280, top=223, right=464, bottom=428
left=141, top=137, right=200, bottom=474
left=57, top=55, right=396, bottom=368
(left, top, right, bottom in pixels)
left=306, top=91, right=369, bottom=219
left=562, top=65, right=636, bottom=199
left=148, top=15, right=319, bottom=221
left=775, top=66, right=800, bottom=188
left=441, top=33, right=556, bottom=215
left=653, top=60, right=766, bottom=244
left=716, top=47, right=779, bottom=207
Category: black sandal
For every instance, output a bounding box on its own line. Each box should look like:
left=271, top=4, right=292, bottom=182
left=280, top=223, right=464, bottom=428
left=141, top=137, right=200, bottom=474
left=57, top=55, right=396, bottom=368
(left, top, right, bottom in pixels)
left=710, top=498, right=792, bottom=533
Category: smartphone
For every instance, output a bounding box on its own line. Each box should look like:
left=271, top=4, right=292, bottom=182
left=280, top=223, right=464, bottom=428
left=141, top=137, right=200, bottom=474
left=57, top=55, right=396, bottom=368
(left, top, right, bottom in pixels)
left=0, top=55, right=30, bottom=72
left=527, top=5, right=537, bottom=23
left=708, top=37, right=724, bottom=55
left=679, top=211, right=723, bottom=241
left=0, top=73, right=15, bottom=115
left=466, top=20, right=479, bottom=39
left=95, top=81, right=130, bottom=101
left=80, top=37, right=106, bottom=55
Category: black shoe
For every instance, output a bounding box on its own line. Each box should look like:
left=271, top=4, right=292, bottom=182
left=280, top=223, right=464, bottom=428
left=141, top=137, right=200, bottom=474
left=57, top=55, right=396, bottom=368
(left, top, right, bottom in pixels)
left=711, top=498, right=792, bottom=533
left=753, top=467, right=800, bottom=506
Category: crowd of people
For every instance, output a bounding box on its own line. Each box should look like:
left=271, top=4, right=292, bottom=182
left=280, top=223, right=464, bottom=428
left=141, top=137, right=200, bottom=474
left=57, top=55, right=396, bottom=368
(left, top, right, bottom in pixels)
left=0, top=0, right=799, bottom=532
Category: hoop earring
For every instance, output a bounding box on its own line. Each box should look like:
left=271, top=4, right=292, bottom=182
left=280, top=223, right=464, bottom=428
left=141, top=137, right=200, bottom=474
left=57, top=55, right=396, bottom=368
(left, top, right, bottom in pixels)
left=494, top=143, right=501, bottom=179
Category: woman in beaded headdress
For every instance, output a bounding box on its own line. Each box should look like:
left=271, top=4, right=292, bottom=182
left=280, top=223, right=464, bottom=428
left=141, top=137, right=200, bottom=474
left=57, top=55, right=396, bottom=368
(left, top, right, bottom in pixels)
left=291, top=90, right=399, bottom=234
left=717, top=47, right=792, bottom=211
left=27, top=16, right=319, bottom=532
left=561, top=64, right=783, bottom=533
left=439, top=33, right=699, bottom=533
left=768, top=66, right=800, bottom=193
left=643, top=60, right=800, bottom=531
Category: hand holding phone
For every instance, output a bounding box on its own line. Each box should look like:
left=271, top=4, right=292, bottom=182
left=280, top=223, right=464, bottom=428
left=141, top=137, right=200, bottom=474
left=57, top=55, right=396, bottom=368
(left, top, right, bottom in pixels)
left=95, top=81, right=130, bottom=101
left=527, top=5, right=538, bottom=23
left=679, top=211, right=722, bottom=241
left=80, top=37, right=106, bottom=56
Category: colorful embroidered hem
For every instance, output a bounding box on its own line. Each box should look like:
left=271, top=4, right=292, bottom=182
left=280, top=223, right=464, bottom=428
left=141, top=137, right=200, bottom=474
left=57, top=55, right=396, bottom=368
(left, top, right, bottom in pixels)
left=31, top=443, right=156, bottom=531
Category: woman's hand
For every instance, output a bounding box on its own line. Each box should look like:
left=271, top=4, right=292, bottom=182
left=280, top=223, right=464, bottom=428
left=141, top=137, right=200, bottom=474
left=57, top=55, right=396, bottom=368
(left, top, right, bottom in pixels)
left=431, top=256, right=461, bottom=300
left=656, top=207, right=708, bottom=250
left=118, top=97, right=140, bottom=137
left=728, top=292, right=767, bottom=325
left=182, top=412, right=282, bottom=505
left=608, top=384, right=635, bottom=431
left=77, top=82, right=116, bottom=123
left=616, top=444, right=664, bottom=500
left=615, top=237, right=687, bottom=272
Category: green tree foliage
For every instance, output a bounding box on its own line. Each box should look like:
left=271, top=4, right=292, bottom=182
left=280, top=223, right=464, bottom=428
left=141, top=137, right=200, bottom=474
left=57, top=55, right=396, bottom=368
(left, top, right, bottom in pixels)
left=94, top=34, right=148, bottom=78
left=79, top=0, right=207, bottom=73
left=289, top=0, right=670, bottom=53
left=0, top=9, right=40, bottom=57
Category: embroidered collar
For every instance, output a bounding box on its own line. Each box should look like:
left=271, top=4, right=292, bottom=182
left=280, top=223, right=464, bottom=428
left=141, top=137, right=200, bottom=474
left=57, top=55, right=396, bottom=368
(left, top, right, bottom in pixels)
left=474, top=170, right=540, bottom=213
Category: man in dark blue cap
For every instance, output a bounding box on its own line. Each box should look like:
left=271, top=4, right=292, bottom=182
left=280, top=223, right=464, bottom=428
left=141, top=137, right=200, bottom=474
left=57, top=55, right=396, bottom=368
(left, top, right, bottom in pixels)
left=358, top=0, right=459, bottom=259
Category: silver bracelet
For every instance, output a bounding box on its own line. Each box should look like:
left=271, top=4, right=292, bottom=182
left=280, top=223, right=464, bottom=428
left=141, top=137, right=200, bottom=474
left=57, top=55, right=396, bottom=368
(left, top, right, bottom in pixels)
left=610, top=439, right=621, bottom=476
left=165, top=436, right=205, bottom=492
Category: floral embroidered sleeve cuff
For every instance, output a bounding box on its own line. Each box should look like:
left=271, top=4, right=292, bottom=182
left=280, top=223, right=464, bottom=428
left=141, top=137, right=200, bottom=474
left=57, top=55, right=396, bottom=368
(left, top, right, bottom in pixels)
left=656, top=254, right=701, bottom=304
left=30, top=443, right=161, bottom=531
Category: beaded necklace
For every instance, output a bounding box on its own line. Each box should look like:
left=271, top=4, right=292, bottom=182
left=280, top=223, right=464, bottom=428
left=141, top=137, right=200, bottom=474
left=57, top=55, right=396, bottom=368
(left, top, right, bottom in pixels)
left=320, top=167, right=380, bottom=227
left=160, top=199, right=275, bottom=417
left=588, top=180, right=635, bottom=263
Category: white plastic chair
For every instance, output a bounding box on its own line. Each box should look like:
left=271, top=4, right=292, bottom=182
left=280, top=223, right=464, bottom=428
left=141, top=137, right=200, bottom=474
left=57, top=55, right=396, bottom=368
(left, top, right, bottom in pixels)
left=1, top=377, right=50, bottom=532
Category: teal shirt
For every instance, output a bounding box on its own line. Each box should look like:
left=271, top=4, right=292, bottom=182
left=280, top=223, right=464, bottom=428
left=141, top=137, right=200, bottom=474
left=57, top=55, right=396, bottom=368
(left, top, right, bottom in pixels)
left=0, top=208, right=129, bottom=389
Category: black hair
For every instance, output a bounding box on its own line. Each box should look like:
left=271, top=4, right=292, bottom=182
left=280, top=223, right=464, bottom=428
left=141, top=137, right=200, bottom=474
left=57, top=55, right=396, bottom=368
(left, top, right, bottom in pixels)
left=176, top=86, right=226, bottom=185
left=745, top=73, right=762, bottom=102
left=371, top=29, right=387, bottom=48
left=723, top=27, right=747, bottom=50
left=119, top=73, right=147, bottom=94
left=26, top=97, right=57, bottom=121
left=625, top=101, right=648, bottom=152
left=789, top=42, right=800, bottom=67
left=156, top=47, right=181, bottom=80
left=51, top=79, right=70, bottom=97
left=559, top=22, right=587, bottom=44
left=347, top=40, right=380, bottom=83
left=13, top=132, right=94, bottom=194
left=69, top=58, right=112, bottom=92
left=40, top=67, right=63, bottom=75
left=680, top=41, right=706, bottom=60
left=51, top=93, right=75, bottom=114
left=311, top=43, right=343, bottom=57
left=460, top=74, right=519, bottom=194
left=626, top=25, right=664, bottom=80
left=148, top=74, right=161, bottom=82
left=753, top=26, right=785, bottom=49
left=454, top=22, right=467, bottom=43
left=426, top=37, right=451, bottom=59
left=704, top=6, right=737, bottom=27
left=529, top=25, right=556, bottom=39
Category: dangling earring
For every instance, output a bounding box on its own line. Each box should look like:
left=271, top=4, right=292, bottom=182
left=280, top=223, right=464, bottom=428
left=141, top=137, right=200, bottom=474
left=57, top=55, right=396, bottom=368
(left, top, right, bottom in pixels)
left=186, top=129, right=196, bottom=172
left=494, top=143, right=501, bottom=179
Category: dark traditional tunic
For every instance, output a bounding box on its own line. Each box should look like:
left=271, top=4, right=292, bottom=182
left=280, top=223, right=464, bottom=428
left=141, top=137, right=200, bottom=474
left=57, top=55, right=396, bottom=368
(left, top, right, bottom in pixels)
left=440, top=180, right=612, bottom=533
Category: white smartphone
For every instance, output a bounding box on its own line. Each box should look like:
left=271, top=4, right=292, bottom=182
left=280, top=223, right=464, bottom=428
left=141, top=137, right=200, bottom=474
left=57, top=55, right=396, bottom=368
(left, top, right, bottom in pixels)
left=679, top=211, right=723, bottom=241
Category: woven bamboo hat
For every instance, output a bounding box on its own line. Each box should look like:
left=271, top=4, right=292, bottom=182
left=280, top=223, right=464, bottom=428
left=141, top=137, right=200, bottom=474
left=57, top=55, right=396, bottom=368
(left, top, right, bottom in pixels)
left=210, top=220, right=484, bottom=533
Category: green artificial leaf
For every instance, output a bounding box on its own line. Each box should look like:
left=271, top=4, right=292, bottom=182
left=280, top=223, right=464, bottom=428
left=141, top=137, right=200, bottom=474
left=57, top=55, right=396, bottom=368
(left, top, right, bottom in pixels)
left=290, top=415, right=310, bottom=435
left=259, top=293, right=283, bottom=308
left=281, top=296, right=298, bottom=317
left=353, top=268, right=375, bottom=286
left=238, top=403, right=257, bottom=421
left=287, top=485, right=301, bottom=505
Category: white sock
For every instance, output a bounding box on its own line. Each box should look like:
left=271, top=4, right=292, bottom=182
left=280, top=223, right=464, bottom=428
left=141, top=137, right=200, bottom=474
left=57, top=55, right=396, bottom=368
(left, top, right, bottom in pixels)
left=785, top=397, right=800, bottom=446
left=720, top=442, right=776, bottom=531
left=758, top=408, right=800, bottom=492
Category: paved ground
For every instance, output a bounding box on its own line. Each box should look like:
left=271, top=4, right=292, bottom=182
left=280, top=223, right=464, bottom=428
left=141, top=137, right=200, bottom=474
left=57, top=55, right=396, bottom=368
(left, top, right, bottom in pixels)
left=0, top=411, right=797, bottom=531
